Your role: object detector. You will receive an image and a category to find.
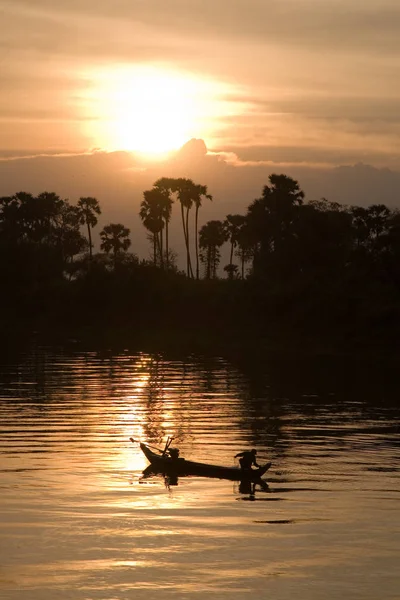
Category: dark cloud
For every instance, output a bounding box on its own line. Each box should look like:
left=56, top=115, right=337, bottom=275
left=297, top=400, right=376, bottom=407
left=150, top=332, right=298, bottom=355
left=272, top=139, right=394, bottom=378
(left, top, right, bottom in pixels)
left=243, top=96, right=400, bottom=125
left=310, top=163, right=400, bottom=206
left=218, top=144, right=400, bottom=169
left=1, top=145, right=400, bottom=260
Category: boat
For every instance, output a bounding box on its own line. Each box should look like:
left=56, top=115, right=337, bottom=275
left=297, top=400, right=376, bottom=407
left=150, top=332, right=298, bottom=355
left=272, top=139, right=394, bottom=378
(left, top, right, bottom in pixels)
left=138, top=441, right=272, bottom=481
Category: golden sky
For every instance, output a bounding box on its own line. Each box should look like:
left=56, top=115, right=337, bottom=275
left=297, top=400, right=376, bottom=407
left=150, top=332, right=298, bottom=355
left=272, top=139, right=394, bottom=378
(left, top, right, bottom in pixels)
left=1, top=0, right=400, bottom=169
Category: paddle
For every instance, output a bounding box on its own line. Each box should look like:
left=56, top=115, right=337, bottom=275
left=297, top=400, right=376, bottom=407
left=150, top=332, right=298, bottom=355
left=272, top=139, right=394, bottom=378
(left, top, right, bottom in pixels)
left=162, top=436, right=174, bottom=456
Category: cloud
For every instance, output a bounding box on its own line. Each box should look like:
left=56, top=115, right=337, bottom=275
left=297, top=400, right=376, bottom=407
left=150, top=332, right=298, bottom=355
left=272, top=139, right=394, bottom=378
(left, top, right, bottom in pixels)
left=1, top=141, right=400, bottom=212
left=1, top=0, right=399, bottom=176
left=311, top=163, right=400, bottom=207
left=0, top=1, right=196, bottom=63
left=244, top=95, right=400, bottom=125
left=6, top=0, right=400, bottom=56
left=218, top=143, right=400, bottom=171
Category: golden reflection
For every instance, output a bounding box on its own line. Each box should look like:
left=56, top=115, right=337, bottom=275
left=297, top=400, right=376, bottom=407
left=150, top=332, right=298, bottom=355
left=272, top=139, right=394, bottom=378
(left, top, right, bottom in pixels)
left=18, top=351, right=250, bottom=496
left=2, top=348, right=400, bottom=600
left=81, top=64, right=243, bottom=156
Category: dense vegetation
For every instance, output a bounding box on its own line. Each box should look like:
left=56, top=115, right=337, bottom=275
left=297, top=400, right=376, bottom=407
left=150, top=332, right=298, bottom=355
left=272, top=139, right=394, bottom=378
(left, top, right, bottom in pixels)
left=1, top=175, right=400, bottom=356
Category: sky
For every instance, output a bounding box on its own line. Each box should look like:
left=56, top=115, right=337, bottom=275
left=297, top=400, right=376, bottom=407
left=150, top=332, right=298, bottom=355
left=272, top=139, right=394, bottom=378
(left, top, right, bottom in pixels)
left=1, top=0, right=400, bottom=260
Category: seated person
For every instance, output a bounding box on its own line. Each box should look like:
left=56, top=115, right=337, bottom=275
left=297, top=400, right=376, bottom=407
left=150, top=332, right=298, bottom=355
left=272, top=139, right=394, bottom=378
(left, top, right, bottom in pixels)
left=168, top=448, right=180, bottom=460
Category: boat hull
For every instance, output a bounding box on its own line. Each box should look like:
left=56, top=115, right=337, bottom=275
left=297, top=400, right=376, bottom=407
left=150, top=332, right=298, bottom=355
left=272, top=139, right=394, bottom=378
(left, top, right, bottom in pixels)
left=140, top=443, right=271, bottom=481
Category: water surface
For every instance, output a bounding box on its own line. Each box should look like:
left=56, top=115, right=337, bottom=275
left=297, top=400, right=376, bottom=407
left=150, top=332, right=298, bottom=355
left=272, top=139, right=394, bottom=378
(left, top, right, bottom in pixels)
left=0, top=348, right=399, bottom=599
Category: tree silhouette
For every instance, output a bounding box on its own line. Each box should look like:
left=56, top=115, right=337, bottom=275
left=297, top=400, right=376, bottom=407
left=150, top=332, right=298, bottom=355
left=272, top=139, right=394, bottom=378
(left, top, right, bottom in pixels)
left=235, top=221, right=254, bottom=279
left=0, top=191, right=86, bottom=285
left=100, top=223, right=131, bottom=269
left=154, top=177, right=212, bottom=278
left=199, top=220, right=227, bottom=279
left=224, top=214, right=246, bottom=271
left=247, top=174, right=304, bottom=278
left=140, top=189, right=165, bottom=266
left=172, top=178, right=195, bottom=278
left=4, top=173, right=400, bottom=356
left=296, top=198, right=353, bottom=281
left=77, top=197, right=101, bottom=261
left=152, top=180, right=174, bottom=269
left=224, top=263, right=239, bottom=280
left=193, top=184, right=212, bottom=280
left=350, top=204, right=391, bottom=252
left=55, top=203, right=87, bottom=274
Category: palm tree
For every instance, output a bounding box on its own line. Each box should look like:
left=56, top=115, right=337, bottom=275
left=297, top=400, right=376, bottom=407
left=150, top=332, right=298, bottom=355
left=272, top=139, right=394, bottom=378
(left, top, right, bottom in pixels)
left=175, top=178, right=195, bottom=278
left=154, top=177, right=212, bottom=278
left=155, top=177, right=195, bottom=277
left=199, top=220, right=227, bottom=279
left=77, top=197, right=101, bottom=260
left=34, top=192, right=65, bottom=242
left=193, top=184, right=212, bottom=279
left=100, top=223, right=131, bottom=269
left=224, top=214, right=245, bottom=270
left=235, top=221, right=254, bottom=279
left=55, top=203, right=87, bottom=273
left=153, top=180, right=174, bottom=269
left=140, top=189, right=165, bottom=266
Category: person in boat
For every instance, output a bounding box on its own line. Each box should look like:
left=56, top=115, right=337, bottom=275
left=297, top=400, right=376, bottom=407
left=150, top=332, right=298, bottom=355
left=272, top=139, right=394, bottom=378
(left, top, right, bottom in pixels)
left=168, top=447, right=180, bottom=460
left=235, top=449, right=260, bottom=470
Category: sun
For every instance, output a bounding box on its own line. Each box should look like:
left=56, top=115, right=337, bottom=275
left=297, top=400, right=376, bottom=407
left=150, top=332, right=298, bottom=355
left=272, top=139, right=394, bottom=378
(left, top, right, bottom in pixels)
left=99, top=67, right=194, bottom=155
left=82, top=65, right=240, bottom=157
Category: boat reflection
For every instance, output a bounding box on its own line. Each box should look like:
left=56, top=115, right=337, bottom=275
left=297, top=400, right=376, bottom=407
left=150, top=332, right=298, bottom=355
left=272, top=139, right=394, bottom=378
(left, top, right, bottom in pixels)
left=140, top=465, right=270, bottom=498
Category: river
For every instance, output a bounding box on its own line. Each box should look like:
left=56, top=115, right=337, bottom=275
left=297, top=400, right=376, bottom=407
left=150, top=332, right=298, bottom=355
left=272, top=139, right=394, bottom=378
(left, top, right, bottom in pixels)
left=0, top=346, right=399, bottom=599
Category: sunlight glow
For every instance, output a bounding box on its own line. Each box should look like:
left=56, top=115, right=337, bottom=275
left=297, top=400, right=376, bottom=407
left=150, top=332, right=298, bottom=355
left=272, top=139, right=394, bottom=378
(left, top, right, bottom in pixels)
left=82, top=64, right=242, bottom=157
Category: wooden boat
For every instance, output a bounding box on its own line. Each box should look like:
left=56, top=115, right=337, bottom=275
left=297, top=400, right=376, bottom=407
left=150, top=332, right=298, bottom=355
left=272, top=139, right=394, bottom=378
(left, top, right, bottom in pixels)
left=139, top=442, right=272, bottom=481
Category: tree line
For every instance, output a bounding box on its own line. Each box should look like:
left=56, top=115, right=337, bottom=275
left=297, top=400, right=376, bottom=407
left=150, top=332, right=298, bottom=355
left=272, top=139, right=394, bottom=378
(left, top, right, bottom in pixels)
left=3, top=173, right=400, bottom=357
left=2, top=174, right=400, bottom=289
left=140, top=174, right=400, bottom=290
left=0, top=192, right=134, bottom=286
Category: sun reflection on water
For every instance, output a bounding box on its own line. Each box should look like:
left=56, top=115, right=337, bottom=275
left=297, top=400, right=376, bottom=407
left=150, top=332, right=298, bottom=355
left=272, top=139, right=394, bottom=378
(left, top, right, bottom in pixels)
left=1, top=349, right=399, bottom=599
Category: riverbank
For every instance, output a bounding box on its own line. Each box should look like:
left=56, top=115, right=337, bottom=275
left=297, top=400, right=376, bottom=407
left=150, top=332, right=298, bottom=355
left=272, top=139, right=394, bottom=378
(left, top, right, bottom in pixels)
left=2, top=307, right=398, bottom=367
left=2, top=271, right=400, bottom=363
